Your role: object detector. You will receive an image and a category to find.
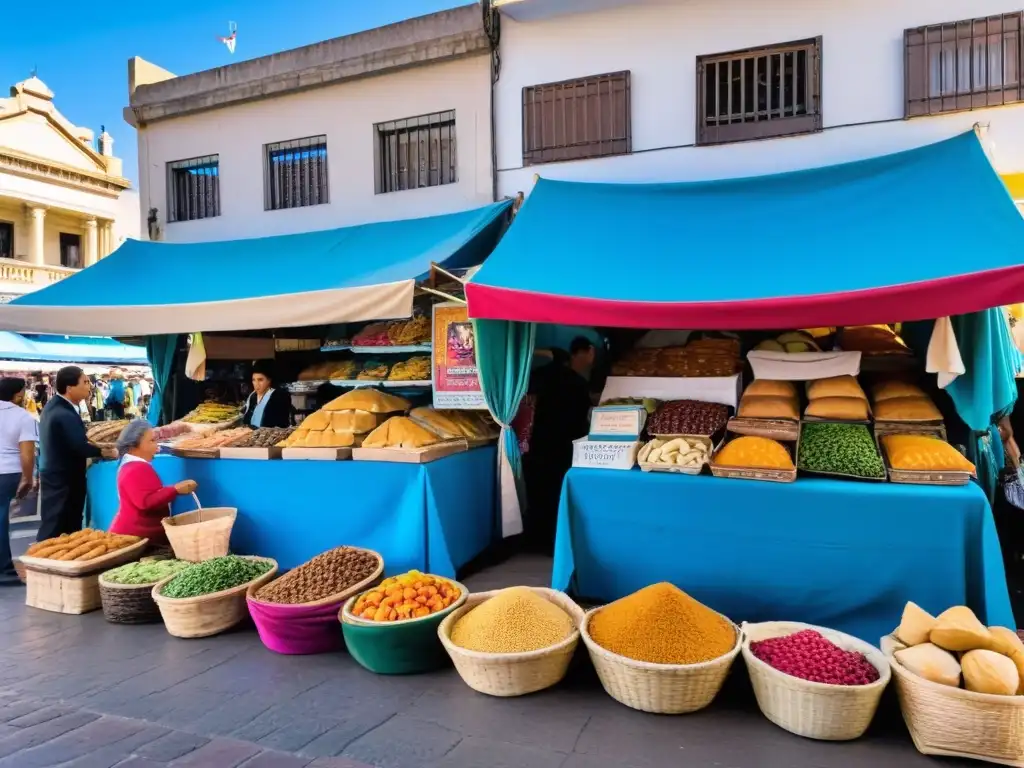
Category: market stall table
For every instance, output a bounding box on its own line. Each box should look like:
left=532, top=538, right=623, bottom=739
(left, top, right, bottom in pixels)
left=553, top=468, right=1015, bottom=644
left=87, top=448, right=497, bottom=577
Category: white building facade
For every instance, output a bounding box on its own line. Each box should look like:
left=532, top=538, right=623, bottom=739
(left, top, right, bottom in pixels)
left=0, top=77, right=136, bottom=302
left=492, top=0, right=1024, bottom=207
left=126, top=5, right=496, bottom=244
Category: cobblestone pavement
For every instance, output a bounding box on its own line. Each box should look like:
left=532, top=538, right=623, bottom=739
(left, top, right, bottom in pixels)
left=0, top=553, right=979, bottom=768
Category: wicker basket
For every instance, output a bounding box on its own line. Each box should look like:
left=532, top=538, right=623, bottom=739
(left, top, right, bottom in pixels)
left=162, top=494, right=235, bottom=562
left=152, top=557, right=277, bottom=639
left=882, top=633, right=1024, bottom=766
left=580, top=606, right=741, bottom=714
left=437, top=588, right=584, bottom=697
left=99, top=576, right=163, bottom=624
left=741, top=621, right=889, bottom=741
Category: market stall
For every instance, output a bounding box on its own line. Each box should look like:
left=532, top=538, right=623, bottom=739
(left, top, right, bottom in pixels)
left=465, top=130, right=1024, bottom=641
left=2, top=201, right=512, bottom=576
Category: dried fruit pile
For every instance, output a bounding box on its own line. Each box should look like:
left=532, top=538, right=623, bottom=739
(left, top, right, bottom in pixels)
left=751, top=630, right=880, bottom=685
left=647, top=400, right=729, bottom=437
left=256, top=547, right=379, bottom=605
left=26, top=529, right=141, bottom=562
left=352, top=570, right=461, bottom=622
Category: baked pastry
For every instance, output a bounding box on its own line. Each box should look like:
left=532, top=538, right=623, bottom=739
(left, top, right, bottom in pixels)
left=357, top=362, right=390, bottom=381
left=806, top=375, right=866, bottom=402
left=872, top=380, right=926, bottom=403
left=738, top=395, right=799, bottom=421
left=409, top=407, right=493, bottom=439
left=744, top=380, right=797, bottom=399
left=874, top=396, right=942, bottom=422
left=388, top=356, right=431, bottom=382
left=298, top=411, right=331, bottom=431
left=804, top=397, right=870, bottom=421
left=328, top=361, right=360, bottom=380
left=363, top=416, right=441, bottom=449
left=330, top=410, right=379, bottom=434
left=882, top=435, right=975, bottom=473
left=714, top=436, right=794, bottom=470
left=322, top=389, right=410, bottom=414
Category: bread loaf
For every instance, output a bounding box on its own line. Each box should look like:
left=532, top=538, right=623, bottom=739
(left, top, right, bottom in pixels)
left=744, top=380, right=797, bottom=399
left=804, top=396, right=870, bottom=421
left=737, top=395, right=799, bottom=421
left=363, top=416, right=441, bottom=449
left=806, top=375, right=867, bottom=402
left=322, top=389, right=410, bottom=414
left=330, top=410, right=380, bottom=434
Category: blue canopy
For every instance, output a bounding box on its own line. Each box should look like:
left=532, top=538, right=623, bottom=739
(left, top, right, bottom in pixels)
left=0, top=333, right=148, bottom=365
left=467, top=132, right=1024, bottom=329
left=2, top=201, right=511, bottom=336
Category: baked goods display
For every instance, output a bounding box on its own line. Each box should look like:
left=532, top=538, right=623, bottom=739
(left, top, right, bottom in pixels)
left=173, top=428, right=253, bottom=451
left=738, top=379, right=799, bottom=421
left=611, top=338, right=741, bottom=378
left=357, top=362, right=390, bottom=381
left=362, top=416, right=443, bottom=449
left=873, top=396, right=942, bottom=422
left=713, top=436, right=795, bottom=470
left=25, top=529, right=141, bottom=562
left=388, top=356, right=430, bottom=382
left=638, top=436, right=711, bottom=469
left=753, top=331, right=822, bottom=353
left=647, top=400, right=729, bottom=436
left=387, top=316, right=430, bottom=346
left=880, top=435, right=975, bottom=474
left=182, top=402, right=240, bottom=424
left=87, top=420, right=130, bottom=446
left=837, top=325, right=912, bottom=356
left=351, top=322, right=392, bottom=347
left=322, top=389, right=410, bottom=414
left=804, top=375, right=870, bottom=421
left=408, top=407, right=496, bottom=440
left=229, top=428, right=295, bottom=448
left=872, top=380, right=927, bottom=403
left=806, top=375, right=866, bottom=402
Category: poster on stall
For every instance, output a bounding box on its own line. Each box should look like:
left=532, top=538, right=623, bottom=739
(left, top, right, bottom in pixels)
left=432, top=303, right=485, bottom=409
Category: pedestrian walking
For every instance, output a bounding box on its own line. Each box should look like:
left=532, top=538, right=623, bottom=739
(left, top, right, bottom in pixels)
left=37, top=366, right=115, bottom=541
left=0, top=378, right=37, bottom=584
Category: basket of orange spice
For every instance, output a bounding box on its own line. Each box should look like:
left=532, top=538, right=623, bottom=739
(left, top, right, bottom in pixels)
left=340, top=570, right=468, bottom=674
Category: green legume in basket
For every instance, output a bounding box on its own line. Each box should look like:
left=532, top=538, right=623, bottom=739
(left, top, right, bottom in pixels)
left=798, top=423, right=886, bottom=479
left=103, top=559, right=190, bottom=585
left=160, top=556, right=273, bottom=599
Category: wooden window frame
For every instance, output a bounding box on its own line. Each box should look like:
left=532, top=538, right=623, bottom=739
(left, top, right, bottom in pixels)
left=696, top=37, right=822, bottom=146
left=522, top=71, right=632, bottom=166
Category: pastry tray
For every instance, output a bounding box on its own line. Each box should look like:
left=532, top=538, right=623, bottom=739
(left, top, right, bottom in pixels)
left=874, top=429, right=971, bottom=486
left=709, top=433, right=797, bottom=483
left=638, top=435, right=716, bottom=476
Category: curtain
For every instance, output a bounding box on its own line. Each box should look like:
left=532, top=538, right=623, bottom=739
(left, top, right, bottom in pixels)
left=473, top=318, right=537, bottom=538
left=145, top=334, right=180, bottom=426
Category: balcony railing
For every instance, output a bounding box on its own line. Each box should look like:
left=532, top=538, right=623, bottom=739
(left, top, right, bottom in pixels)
left=0, top=258, right=78, bottom=287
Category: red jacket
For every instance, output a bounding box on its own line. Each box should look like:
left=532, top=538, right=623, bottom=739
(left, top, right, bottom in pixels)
left=110, top=460, right=176, bottom=544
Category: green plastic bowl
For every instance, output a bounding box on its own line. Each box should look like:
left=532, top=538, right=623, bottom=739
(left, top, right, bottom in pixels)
left=339, top=580, right=468, bottom=675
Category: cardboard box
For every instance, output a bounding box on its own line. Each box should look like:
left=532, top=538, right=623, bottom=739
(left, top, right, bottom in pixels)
left=572, top=438, right=640, bottom=470
left=588, top=405, right=647, bottom=441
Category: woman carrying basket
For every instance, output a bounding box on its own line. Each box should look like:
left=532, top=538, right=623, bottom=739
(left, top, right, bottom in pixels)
left=109, top=420, right=197, bottom=545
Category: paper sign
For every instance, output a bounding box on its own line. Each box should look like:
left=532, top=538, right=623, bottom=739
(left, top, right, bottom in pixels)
left=572, top=438, right=640, bottom=470
left=589, top=406, right=646, bottom=441
left=432, top=303, right=485, bottom=409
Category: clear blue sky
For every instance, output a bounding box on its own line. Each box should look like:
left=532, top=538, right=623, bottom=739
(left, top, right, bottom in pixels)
left=1, top=0, right=463, bottom=185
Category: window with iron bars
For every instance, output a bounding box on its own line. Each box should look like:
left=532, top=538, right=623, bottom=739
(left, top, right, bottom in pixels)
left=167, top=155, right=220, bottom=223
left=264, top=136, right=330, bottom=210
left=522, top=71, right=631, bottom=165
left=905, top=13, right=1023, bottom=117
left=375, top=112, right=457, bottom=194
left=696, top=38, right=822, bottom=146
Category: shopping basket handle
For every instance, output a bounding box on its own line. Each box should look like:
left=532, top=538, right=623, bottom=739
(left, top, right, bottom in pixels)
left=190, top=492, right=202, bottom=510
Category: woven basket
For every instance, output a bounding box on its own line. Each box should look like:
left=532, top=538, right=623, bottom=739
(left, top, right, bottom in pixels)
left=741, top=621, right=889, bottom=741
left=152, top=557, right=277, bottom=639
left=882, top=633, right=1024, bottom=766
left=99, top=576, right=163, bottom=624
left=162, top=494, right=235, bottom=562
left=580, top=606, right=740, bottom=714
left=437, top=588, right=584, bottom=697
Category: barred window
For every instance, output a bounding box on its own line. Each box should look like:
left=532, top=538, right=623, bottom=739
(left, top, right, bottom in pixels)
left=263, top=136, right=330, bottom=210
left=905, top=13, right=1023, bottom=117
left=697, top=38, right=822, bottom=146
left=167, top=155, right=220, bottom=223
left=375, top=111, right=457, bottom=194
left=522, top=72, right=631, bottom=165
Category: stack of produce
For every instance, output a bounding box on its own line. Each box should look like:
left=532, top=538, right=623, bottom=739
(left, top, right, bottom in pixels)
left=880, top=434, right=975, bottom=474
left=737, top=380, right=799, bottom=421
left=278, top=389, right=409, bottom=448
left=638, top=436, right=709, bottom=469
left=352, top=322, right=392, bottom=346
left=159, top=556, right=274, bottom=599
left=362, top=417, right=442, bottom=449
left=172, top=427, right=252, bottom=451
left=893, top=602, right=1023, bottom=696
left=255, top=547, right=379, bottom=604
left=103, top=559, right=190, bottom=585
left=838, top=325, right=912, bottom=356
left=753, top=331, right=823, bottom=353
left=450, top=586, right=574, bottom=652
left=803, top=375, right=869, bottom=421
left=588, top=583, right=735, bottom=665
left=713, top=436, right=794, bottom=470
left=26, top=530, right=141, bottom=562
left=408, top=407, right=496, bottom=440
left=387, top=316, right=430, bottom=346
left=751, top=629, right=880, bottom=685
left=647, top=400, right=729, bottom=437
left=387, top=356, right=430, bottom=382
left=152, top=422, right=191, bottom=442
left=182, top=402, right=240, bottom=424
left=357, top=362, right=390, bottom=381
left=228, top=427, right=294, bottom=448
left=298, top=360, right=361, bottom=381
left=352, top=570, right=461, bottom=621
left=870, top=379, right=942, bottom=422
left=612, top=339, right=740, bottom=378
left=798, top=423, right=885, bottom=479
left=87, top=420, right=129, bottom=446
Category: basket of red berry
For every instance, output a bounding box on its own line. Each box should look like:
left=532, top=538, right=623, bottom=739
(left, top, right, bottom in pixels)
left=741, top=621, right=890, bottom=741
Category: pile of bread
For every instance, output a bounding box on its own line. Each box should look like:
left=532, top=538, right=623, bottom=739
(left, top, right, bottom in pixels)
left=278, top=389, right=496, bottom=450
left=893, top=602, right=1023, bottom=696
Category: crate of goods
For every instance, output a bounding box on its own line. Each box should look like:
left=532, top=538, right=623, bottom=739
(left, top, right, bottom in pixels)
left=797, top=422, right=886, bottom=482
left=875, top=432, right=974, bottom=487
left=741, top=621, right=889, bottom=741
left=162, top=494, right=236, bottom=562
left=710, top=435, right=797, bottom=483
left=579, top=583, right=740, bottom=714
left=20, top=531, right=148, bottom=615
left=152, top=556, right=277, bottom=638
left=99, top=559, right=191, bottom=624
left=882, top=602, right=1024, bottom=766
left=729, top=379, right=801, bottom=441
left=247, top=546, right=383, bottom=655
left=638, top=435, right=713, bottom=475
left=438, top=586, right=583, bottom=696
left=341, top=571, right=468, bottom=675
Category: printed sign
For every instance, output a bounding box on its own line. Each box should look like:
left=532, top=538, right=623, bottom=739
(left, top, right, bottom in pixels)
left=571, top=438, right=641, bottom=470
left=432, top=303, right=485, bottom=409
left=588, top=405, right=647, bottom=441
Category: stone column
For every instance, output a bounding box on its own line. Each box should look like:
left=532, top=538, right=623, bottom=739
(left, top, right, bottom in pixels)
left=84, top=217, right=98, bottom=267
left=98, top=222, right=109, bottom=259
left=27, top=207, right=45, bottom=265
left=105, top=221, right=116, bottom=257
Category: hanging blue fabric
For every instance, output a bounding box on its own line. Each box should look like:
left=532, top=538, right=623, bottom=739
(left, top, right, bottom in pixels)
left=145, top=334, right=179, bottom=426
left=472, top=318, right=536, bottom=537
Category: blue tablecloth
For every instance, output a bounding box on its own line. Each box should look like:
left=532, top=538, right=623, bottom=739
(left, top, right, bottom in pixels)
left=553, top=468, right=1015, bottom=643
left=87, top=448, right=497, bottom=577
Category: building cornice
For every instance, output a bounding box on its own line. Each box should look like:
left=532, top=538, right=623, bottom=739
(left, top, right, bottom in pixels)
left=0, top=148, right=131, bottom=198
left=129, top=4, right=489, bottom=125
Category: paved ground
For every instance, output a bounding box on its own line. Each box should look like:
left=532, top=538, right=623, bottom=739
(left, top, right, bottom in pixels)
left=0, top=552, right=987, bottom=768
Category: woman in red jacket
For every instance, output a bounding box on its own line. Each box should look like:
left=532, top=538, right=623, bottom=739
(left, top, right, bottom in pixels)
left=110, top=420, right=197, bottom=544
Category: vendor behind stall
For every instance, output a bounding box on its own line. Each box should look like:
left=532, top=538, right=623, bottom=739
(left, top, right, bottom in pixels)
left=242, top=360, right=292, bottom=429
left=110, top=420, right=197, bottom=545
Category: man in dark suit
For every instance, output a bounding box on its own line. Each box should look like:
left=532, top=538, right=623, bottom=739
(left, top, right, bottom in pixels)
left=37, top=366, right=115, bottom=541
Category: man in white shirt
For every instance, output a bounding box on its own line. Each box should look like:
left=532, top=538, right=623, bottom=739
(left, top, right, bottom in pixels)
left=0, top=378, right=37, bottom=584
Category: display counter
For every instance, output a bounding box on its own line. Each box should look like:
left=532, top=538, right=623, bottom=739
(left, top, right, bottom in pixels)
left=87, top=448, right=498, bottom=577
left=553, top=467, right=1016, bottom=643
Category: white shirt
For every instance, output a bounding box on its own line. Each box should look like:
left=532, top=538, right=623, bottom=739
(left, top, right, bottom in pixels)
left=139, top=380, right=151, bottom=397
left=0, top=402, right=38, bottom=475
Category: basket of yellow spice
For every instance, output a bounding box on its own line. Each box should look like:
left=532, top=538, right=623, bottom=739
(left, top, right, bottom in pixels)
left=438, top=586, right=585, bottom=697
left=581, top=583, right=741, bottom=714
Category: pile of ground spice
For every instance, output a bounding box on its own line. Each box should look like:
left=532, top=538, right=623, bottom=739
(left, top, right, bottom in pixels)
left=450, top=586, right=574, bottom=653
left=589, top=582, right=735, bottom=665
